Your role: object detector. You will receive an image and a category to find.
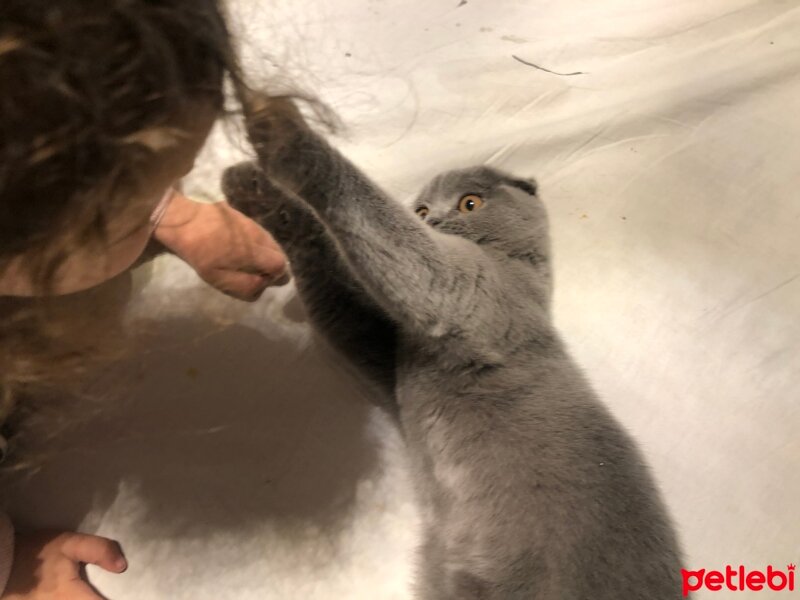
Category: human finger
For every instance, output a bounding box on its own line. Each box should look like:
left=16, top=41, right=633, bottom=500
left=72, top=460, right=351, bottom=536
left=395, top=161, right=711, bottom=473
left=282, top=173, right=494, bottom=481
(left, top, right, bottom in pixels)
left=207, top=269, right=274, bottom=301
left=60, top=533, right=127, bottom=574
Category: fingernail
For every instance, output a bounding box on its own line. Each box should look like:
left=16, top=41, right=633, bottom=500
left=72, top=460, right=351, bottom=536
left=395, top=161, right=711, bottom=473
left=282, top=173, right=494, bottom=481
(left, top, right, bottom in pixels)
left=116, top=557, right=128, bottom=572
left=256, top=269, right=291, bottom=289
left=271, top=271, right=292, bottom=286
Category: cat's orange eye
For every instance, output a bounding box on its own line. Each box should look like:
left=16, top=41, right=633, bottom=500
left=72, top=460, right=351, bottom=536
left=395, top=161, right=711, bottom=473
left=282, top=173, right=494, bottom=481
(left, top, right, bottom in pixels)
left=458, top=194, right=484, bottom=213
left=416, top=206, right=429, bottom=219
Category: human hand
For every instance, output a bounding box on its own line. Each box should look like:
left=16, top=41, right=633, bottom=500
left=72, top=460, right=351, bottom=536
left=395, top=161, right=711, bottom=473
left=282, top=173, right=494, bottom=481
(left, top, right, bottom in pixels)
left=2, top=530, right=126, bottom=600
left=154, top=191, right=289, bottom=301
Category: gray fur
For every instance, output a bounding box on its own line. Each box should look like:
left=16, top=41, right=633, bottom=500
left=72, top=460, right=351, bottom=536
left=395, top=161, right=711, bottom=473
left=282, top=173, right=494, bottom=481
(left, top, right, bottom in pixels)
left=222, top=110, right=686, bottom=599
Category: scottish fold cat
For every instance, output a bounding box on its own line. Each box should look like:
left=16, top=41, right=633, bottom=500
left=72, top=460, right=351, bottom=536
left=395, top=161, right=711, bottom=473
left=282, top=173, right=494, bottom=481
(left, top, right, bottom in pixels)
left=221, top=100, right=685, bottom=599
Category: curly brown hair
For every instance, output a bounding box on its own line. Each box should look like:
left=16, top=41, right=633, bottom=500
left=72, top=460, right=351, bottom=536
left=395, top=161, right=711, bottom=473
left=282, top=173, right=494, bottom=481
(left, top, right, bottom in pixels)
left=0, top=0, right=240, bottom=277
left=0, top=0, right=258, bottom=467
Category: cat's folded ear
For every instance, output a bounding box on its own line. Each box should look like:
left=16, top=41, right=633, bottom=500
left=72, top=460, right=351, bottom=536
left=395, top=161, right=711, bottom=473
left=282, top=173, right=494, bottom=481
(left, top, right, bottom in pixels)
left=507, top=177, right=538, bottom=196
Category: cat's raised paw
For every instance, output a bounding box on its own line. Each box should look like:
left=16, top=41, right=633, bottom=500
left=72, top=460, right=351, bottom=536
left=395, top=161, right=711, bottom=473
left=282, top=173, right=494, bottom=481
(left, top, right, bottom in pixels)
left=222, top=161, right=309, bottom=238
left=223, top=162, right=285, bottom=221
left=244, top=95, right=308, bottom=162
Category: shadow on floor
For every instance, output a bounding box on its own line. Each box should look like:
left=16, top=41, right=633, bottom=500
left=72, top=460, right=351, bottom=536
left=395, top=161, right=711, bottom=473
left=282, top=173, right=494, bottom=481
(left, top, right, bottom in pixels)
left=2, top=315, right=383, bottom=546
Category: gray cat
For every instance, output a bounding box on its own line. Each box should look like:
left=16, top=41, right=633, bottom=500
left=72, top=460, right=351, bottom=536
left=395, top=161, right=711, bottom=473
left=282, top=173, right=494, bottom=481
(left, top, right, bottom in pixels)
left=221, top=99, right=686, bottom=599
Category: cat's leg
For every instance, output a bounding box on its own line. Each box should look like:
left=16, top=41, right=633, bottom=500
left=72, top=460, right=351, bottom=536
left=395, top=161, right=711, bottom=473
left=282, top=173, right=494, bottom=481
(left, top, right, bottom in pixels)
left=222, top=162, right=398, bottom=403
left=414, top=531, right=450, bottom=600
left=420, top=565, right=496, bottom=600
left=245, top=99, right=497, bottom=340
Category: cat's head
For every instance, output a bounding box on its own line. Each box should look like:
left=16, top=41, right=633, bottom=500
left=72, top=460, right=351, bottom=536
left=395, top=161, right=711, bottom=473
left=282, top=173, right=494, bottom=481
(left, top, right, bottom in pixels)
left=413, top=166, right=550, bottom=267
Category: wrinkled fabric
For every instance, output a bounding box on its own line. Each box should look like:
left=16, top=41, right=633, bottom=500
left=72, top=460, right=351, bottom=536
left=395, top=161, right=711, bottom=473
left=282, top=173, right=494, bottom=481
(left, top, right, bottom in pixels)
left=2, top=1, right=798, bottom=598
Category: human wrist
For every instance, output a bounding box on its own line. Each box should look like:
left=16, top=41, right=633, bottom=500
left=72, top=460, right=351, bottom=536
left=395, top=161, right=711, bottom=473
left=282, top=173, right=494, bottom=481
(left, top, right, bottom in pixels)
left=152, top=191, right=204, bottom=251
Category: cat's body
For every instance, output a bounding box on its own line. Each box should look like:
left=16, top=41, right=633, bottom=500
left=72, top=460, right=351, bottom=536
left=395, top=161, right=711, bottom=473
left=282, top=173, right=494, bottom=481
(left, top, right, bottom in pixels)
left=222, top=102, right=685, bottom=599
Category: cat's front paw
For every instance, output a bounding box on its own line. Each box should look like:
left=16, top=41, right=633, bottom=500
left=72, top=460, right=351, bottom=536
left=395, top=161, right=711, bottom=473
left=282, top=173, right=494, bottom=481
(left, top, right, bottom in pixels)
left=222, top=161, right=294, bottom=233
left=243, top=95, right=308, bottom=165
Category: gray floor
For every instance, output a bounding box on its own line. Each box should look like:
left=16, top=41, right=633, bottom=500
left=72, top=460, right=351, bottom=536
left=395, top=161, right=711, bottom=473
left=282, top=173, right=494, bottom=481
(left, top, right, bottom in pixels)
left=4, top=1, right=799, bottom=598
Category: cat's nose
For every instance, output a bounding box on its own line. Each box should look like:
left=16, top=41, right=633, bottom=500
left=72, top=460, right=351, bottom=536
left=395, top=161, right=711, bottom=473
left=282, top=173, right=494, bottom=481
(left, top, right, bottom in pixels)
left=427, top=217, right=442, bottom=227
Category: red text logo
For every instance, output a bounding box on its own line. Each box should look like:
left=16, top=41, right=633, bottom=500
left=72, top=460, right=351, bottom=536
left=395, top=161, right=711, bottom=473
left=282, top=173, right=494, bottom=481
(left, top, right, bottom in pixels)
left=682, top=564, right=795, bottom=596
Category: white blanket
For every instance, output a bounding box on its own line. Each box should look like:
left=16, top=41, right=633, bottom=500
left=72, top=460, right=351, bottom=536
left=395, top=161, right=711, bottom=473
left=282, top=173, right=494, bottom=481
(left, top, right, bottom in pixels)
left=5, top=1, right=799, bottom=598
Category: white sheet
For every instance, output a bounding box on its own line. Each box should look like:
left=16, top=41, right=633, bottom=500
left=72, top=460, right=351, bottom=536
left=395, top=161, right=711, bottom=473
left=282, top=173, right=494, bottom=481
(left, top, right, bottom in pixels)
left=4, top=1, right=799, bottom=598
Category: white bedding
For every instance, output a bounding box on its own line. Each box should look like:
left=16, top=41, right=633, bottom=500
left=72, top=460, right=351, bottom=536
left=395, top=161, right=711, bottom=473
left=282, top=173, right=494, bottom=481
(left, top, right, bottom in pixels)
left=4, top=1, right=799, bottom=598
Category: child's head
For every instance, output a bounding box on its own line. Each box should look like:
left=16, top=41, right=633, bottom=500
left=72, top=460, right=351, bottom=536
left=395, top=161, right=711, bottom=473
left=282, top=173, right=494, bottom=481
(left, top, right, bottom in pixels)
left=0, top=0, right=250, bottom=459
left=0, top=0, right=239, bottom=292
